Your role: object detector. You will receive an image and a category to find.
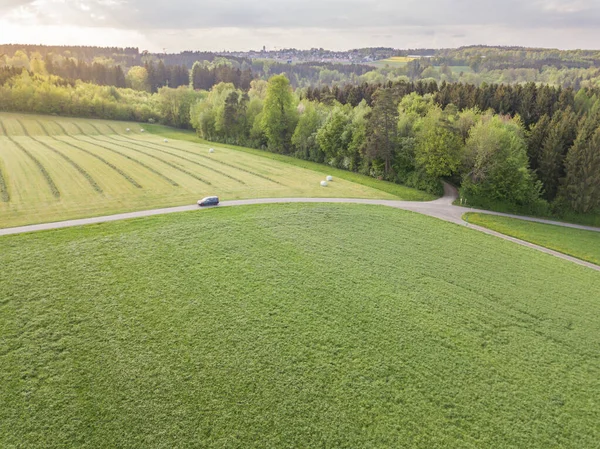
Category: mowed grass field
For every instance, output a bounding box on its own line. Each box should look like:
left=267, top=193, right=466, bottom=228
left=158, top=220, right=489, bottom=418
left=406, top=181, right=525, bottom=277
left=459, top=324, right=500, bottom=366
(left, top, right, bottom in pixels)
left=0, top=112, right=430, bottom=228
left=1, top=204, right=599, bottom=448
left=465, top=213, right=600, bottom=265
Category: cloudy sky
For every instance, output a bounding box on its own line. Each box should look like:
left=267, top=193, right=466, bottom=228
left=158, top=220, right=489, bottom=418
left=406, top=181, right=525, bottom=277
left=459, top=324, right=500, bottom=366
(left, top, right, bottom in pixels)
left=0, top=0, right=599, bottom=51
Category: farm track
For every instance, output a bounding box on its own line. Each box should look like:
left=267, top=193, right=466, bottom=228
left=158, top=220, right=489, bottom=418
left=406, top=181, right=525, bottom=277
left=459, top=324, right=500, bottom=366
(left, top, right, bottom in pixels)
left=98, top=131, right=246, bottom=185
left=23, top=120, right=104, bottom=194
left=52, top=122, right=144, bottom=189
left=0, top=120, right=60, bottom=198
left=73, top=124, right=210, bottom=186
left=110, top=127, right=283, bottom=185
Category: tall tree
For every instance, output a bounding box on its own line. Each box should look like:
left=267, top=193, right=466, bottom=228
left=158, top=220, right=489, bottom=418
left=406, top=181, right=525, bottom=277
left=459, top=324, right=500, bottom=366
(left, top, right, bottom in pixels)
left=463, top=115, right=542, bottom=206
left=561, top=118, right=600, bottom=213
left=261, top=75, right=297, bottom=153
left=526, top=114, right=550, bottom=171
left=414, top=107, right=464, bottom=179
left=537, top=109, right=578, bottom=200
left=292, top=101, right=324, bottom=161
left=365, top=88, right=399, bottom=177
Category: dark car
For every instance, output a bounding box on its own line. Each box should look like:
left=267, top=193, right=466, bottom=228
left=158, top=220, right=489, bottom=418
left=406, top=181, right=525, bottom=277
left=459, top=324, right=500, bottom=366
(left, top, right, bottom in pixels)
left=198, top=196, right=219, bottom=207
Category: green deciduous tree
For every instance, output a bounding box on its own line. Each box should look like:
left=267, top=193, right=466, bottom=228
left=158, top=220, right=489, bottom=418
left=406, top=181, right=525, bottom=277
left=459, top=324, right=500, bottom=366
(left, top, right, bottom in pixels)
left=463, top=115, right=543, bottom=207
left=414, top=107, right=464, bottom=179
left=292, top=101, right=324, bottom=161
left=316, top=105, right=353, bottom=166
left=126, top=66, right=150, bottom=92
left=156, top=86, right=205, bottom=129
left=261, top=75, right=298, bottom=153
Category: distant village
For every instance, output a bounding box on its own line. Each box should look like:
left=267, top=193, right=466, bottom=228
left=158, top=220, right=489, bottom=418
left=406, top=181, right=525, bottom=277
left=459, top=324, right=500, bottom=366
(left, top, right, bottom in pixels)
left=218, top=47, right=434, bottom=64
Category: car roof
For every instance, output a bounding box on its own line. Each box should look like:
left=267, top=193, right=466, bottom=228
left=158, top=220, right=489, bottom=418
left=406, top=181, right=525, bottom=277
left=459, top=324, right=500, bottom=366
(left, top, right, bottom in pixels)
left=202, top=196, right=218, bottom=200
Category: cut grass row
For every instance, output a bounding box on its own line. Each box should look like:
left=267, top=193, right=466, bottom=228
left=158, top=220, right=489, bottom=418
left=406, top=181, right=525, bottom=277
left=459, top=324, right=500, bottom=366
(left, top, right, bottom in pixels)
left=73, top=123, right=212, bottom=186
left=2, top=204, right=599, bottom=447
left=118, top=134, right=282, bottom=185
left=143, top=124, right=436, bottom=201
left=96, top=130, right=247, bottom=186
left=108, top=125, right=284, bottom=186
left=63, top=122, right=176, bottom=187
left=24, top=120, right=103, bottom=194
left=0, top=162, right=8, bottom=202
left=0, top=121, right=60, bottom=198
left=464, top=213, right=600, bottom=265
left=53, top=134, right=143, bottom=189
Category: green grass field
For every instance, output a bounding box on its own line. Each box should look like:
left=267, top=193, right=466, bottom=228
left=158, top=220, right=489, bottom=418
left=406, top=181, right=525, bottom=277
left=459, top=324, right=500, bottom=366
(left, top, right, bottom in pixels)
left=0, top=113, right=431, bottom=228
left=465, top=213, right=600, bottom=265
left=1, top=204, right=599, bottom=447
left=143, top=123, right=442, bottom=198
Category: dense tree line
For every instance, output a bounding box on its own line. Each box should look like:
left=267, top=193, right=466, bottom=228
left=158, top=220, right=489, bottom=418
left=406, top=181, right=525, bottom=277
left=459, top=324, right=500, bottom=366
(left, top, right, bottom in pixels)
left=4, top=45, right=600, bottom=92
left=0, top=71, right=202, bottom=128
left=189, top=75, right=600, bottom=218
left=433, top=46, right=600, bottom=70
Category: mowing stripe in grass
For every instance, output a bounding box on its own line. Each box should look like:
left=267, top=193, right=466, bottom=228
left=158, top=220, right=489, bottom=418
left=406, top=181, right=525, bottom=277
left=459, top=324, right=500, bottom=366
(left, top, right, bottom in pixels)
left=55, top=122, right=171, bottom=188
left=21, top=120, right=104, bottom=194
left=61, top=136, right=145, bottom=189
left=110, top=128, right=282, bottom=186
left=0, top=161, right=9, bottom=202
left=52, top=123, right=143, bottom=188
left=102, top=133, right=246, bottom=185
left=0, top=120, right=60, bottom=198
left=72, top=123, right=197, bottom=187
left=80, top=129, right=212, bottom=187
left=0, top=120, right=10, bottom=201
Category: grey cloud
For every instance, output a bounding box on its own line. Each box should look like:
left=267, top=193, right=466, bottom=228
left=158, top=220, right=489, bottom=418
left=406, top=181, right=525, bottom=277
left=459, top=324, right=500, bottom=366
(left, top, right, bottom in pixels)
left=0, top=0, right=35, bottom=14
left=5, top=0, right=600, bottom=31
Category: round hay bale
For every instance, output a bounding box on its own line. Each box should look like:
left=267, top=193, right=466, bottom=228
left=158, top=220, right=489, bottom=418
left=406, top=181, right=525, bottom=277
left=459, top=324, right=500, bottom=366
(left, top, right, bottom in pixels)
left=140, top=129, right=145, bottom=133
left=326, top=175, right=333, bottom=182
left=164, top=139, right=169, bottom=143
left=125, top=128, right=130, bottom=132
left=209, top=148, right=215, bottom=153
left=320, top=180, right=328, bottom=187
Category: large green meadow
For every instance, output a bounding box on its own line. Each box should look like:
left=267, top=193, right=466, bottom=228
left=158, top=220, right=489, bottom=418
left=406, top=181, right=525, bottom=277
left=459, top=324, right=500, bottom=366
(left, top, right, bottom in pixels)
left=0, top=113, right=431, bottom=228
left=1, top=204, right=599, bottom=448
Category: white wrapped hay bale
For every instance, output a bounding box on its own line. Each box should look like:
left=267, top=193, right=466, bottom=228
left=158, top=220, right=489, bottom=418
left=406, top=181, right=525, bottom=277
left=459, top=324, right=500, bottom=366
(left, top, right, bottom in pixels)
left=326, top=175, right=333, bottom=182
left=164, top=139, right=169, bottom=143
left=140, top=129, right=145, bottom=133
left=320, top=180, right=328, bottom=187
left=209, top=148, right=215, bottom=153
left=126, top=128, right=130, bottom=132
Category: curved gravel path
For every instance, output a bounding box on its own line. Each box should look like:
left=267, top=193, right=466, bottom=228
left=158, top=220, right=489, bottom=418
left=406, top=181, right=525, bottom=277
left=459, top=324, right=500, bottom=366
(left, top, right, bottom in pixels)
left=1, top=183, right=598, bottom=271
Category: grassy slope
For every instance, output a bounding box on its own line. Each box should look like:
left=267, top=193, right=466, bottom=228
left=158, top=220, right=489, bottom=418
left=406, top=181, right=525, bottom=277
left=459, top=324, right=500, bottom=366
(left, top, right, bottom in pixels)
left=144, top=124, right=436, bottom=201
left=1, top=204, right=599, bottom=448
left=464, top=213, right=600, bottom=265
left=0, top=112, right=433, bottom=228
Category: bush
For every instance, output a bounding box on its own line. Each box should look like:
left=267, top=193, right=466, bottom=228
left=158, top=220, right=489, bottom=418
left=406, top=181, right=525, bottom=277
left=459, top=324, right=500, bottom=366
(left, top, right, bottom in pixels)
left=397, top=170, right=444, bottom=196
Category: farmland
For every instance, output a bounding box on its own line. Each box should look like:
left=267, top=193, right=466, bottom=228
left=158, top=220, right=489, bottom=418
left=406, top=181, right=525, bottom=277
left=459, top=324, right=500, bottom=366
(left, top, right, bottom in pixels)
left=0, top=113, right=431, bottom=228
left=465, top=213, right=600, bottom=265
left=1, top=203, right=599, bottom=447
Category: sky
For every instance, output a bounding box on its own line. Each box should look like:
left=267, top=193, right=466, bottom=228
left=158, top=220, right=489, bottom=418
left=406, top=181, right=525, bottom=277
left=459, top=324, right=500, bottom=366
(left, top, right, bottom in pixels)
left=0, top=0, right=599, bottom=52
